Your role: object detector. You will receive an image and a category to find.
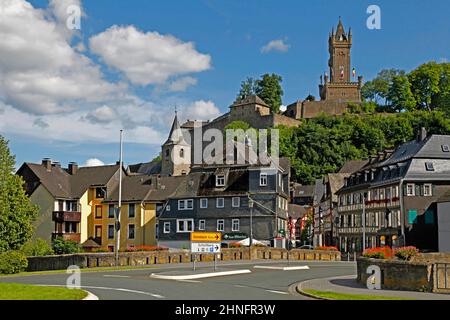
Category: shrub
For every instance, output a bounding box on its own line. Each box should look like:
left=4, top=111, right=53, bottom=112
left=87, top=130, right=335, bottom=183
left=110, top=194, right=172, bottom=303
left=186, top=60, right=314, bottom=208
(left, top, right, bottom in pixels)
left=394, top=246, right=419, bottom=261
left=362, top=246, right=393, bottom=259
left=0, top=251, right=28, bottom=274
left=52, top=238, right=82, bottom=255
left=21, top=238, right=54, bottom=257
left=125, top=246, right=168, bottom=252
left=92, top=248, right=111, bottom=253
left=315, top=246, right=338, bottom=251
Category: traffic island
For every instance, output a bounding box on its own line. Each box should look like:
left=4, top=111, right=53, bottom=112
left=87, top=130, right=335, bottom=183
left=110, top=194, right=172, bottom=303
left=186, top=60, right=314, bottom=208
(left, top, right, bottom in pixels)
left=296, top=275, right=450, bottom=300
left=253, top=265, right=310, bottom=271
left=150, top=269, right=252, bottom=280
left=0, top=283, right=89, bottom=300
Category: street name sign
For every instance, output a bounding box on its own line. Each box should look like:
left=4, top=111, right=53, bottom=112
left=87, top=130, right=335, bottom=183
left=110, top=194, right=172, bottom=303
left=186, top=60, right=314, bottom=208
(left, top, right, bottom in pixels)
left=190, top=232, right=221, bottom=242
left=191, top=242, right=221, bottom=254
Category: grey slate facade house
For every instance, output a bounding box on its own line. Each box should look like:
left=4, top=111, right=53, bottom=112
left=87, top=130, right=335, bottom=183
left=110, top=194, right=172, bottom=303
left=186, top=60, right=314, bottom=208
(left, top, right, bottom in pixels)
left=156, top=159, right=291, bottom=249
left=336, top=130, right=450, bottom=253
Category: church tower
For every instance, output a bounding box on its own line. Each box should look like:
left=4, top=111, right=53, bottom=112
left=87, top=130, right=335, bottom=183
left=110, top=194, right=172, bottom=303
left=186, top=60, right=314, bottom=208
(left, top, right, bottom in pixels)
left=319, top=18, right=362, bottom=102
left=161, top=112, right=191, bottom=176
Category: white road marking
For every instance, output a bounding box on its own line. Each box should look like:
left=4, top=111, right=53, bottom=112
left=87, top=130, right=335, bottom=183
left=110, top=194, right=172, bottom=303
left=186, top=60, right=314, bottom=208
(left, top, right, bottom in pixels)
left=234, top=285, right=248, bottom=288
left=176, top=279, right=202, bottom=283
left=265, top=290, right=289, bottom=295
left=253, top=265, right=310, bottom=271
left=103, top=275, right=130, bottom=278
left=36, top=284, right=165, bottom=299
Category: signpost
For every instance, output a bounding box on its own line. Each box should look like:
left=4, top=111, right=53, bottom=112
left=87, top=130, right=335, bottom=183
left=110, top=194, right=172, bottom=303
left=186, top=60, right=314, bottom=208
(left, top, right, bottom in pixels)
left=190, top=232, right=222, bottom=271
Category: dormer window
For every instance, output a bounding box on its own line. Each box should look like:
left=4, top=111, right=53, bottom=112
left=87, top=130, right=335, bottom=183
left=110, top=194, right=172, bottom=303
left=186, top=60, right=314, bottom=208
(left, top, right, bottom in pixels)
left=216, top=175, right=225, bottom=187
left=260, top=173, right=268, bottom=186
left=442, top=145, right=450, bottom=152
left=425, top=162, right=435, bottom=172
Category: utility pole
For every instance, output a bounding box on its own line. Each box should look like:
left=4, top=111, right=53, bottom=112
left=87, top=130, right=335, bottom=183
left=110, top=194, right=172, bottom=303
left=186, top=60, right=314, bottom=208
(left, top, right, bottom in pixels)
left=115, top=129, right=123, bottom=267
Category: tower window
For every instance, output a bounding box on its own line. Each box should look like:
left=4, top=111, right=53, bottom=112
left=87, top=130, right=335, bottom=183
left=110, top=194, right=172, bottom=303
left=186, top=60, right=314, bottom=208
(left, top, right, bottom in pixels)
left=180, top=148, right=184, bottom=158
left=165, top=149, right=170, bottom=157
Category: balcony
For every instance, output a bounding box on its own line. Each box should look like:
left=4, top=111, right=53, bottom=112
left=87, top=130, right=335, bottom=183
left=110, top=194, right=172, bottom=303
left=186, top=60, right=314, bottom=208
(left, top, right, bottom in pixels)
left=52, top=211, right=81, bottom=222
left=52, top=232, right=81, bottom=243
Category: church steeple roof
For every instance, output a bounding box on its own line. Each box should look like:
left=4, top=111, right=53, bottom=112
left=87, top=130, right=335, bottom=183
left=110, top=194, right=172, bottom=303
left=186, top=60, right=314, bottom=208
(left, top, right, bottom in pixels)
left=335, top=17, right=347, bottom=41
left=164, top=111, right=188, bottom=145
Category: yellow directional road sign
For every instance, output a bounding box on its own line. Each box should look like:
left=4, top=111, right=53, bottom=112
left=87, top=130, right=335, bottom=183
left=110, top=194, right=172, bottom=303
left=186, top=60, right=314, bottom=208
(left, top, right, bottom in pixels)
left=191, top=232, right=221, bottom=242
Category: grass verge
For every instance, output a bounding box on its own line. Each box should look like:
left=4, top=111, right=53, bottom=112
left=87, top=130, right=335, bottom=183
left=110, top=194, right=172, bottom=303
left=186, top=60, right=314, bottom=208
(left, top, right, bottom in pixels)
left=0, top=283, right=87, bottom=300
left=304, top=289, right=414, bottom=300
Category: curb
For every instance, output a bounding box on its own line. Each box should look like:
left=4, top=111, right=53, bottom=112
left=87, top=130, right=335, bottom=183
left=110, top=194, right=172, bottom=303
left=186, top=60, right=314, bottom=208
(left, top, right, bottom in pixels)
left=82, top=290, right=99, bottom=300
left=295, top=280, right=331, bottom=300
left=150, top=269, right=252, bottom=280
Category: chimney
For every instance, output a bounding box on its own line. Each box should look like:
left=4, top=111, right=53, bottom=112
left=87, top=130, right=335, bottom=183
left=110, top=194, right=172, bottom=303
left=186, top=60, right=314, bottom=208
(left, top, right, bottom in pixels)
left=68, top=162, right=78, bottom=175
left=418, top=127, right=428, bottom=142
left=42, top=158, right=52, bottom=171
left=52, top=161, right=61, bottom=168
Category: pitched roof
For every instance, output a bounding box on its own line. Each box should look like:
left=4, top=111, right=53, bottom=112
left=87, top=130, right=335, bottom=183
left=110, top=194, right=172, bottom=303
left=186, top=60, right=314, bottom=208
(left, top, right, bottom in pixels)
left=128, top=161, right=162, bottom=175
left=292, top=184, right=315, bottom=198
left=164, top=113, right=190, bottom=146
left=20, top=162, right=120, bottom=199
left=338, top=160, right=369, bottom=174
left=288, top=204, right=308, bottom=219
left=22, top=163, right=71, bottom=198
left=232, top=95, right=269, bottom=108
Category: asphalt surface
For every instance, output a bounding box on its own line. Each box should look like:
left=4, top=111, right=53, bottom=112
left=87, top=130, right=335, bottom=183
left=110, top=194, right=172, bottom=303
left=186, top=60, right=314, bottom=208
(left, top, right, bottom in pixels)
left=0, top=260, right=356, bottom=300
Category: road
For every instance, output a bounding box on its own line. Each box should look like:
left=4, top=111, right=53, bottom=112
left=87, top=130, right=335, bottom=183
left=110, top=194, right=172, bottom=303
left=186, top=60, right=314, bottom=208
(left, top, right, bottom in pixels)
left=0, top=260, right=356, bottom=300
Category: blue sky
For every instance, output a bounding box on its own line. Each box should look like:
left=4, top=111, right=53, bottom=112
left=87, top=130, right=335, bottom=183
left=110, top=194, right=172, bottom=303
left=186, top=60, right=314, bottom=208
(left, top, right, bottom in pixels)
left=1, top=0, right=449, bottom=169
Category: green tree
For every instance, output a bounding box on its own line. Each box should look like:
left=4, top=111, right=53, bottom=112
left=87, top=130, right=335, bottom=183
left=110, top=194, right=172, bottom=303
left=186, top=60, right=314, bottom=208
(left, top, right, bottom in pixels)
left=387, top=75, right=416, bottom=112
left=361, top=69, right=405, bottom=107
left=408, top=61, right=443, bottom=111
left=0, top=136, right=38, bottom=253
left=255, top=73, right=284, bottom=114
left=237, top=77, right=257, bottom=101
left=434, top=62, right=450, bottom=115
left=225, top=120, right=251, bottom=131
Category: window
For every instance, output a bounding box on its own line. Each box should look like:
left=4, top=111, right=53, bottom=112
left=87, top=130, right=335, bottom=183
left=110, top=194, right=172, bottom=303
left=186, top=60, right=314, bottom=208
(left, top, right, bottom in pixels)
left=232, top=197, right=240, bottom=208
left=232, top=219, right=240, bottom=232
left=128, top=224, right=135, bottom=239
left=155, top=223, right=159, bottom=239
left=95, top=225, right=102, bottom=239
left=260, top=173, right=268, bottom=186
left=67, top=201, right=78, bottom=212
left=178, top=199, right=194, bottom=210
left=217, top=219, right=224, bottom=232
left=177, top=219, right=194, bottom=233
left=424, top=184, right=433, bottom=196
left=95, top=205, right=102, bottom=219
left=442, top=145, right=450, bottom=152
left=200, top=198, right=208, bottom=209
left=216, top=198, right=225, bottom=208
left=108, top=225, right=115, bottom=240
left=165, top=149, right=170, bottom=157
left=95, top=187, right=105, bottom=199
left=108, top=205, right=115, bottom=218
left=128, top=204, right=135, bottom=218
left=425, top=162, right=435, bottom=171
left=180, top=148, right=184, bottom=158
left=199, top=220, right=206, bottom=231
left=163, top=222, right=170, bottom=234
left=406, top=184, right=415, bottom=196
left=166, top=205, right=171, bottom=212
left=216, top=175, right=225, bottom=187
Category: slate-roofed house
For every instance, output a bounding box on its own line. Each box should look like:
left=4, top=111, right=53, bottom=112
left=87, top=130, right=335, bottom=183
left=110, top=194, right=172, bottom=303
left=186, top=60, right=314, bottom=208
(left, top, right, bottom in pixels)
left=17, top=160, right=122, bottom=245
left=336, top=130, right=450, bottom=253
left=156, top=156, right=291, bottom=249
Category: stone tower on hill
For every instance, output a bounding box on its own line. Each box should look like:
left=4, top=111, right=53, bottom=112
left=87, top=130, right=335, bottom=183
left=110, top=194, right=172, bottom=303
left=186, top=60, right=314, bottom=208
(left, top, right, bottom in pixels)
left=319, top=17, right=363, bottom=102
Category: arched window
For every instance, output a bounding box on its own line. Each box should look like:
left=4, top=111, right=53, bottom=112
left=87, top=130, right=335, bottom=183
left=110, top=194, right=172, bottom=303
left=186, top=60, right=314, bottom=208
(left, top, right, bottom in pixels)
left=180, top=148, right=184, bottom=158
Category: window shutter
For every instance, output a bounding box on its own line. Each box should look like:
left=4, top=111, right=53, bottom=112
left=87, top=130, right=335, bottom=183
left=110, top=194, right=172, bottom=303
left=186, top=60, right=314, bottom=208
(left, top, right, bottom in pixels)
left=415, top=184, right=421, bottom=197
left=403, top=184, right=407, bottom=196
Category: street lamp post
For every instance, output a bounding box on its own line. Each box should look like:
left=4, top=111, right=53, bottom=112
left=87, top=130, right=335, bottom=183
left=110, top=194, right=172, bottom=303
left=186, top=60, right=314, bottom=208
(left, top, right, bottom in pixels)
left=248, top=198, right=254, bottom=248
left=115, top=130, right=123, bottom=267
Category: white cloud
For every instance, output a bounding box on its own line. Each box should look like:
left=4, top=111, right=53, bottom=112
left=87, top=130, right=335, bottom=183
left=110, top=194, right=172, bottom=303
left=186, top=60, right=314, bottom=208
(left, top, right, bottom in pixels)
left=0, top=0, right=120, bottom=115
left=168, top=76, right=198, bottom=92
left=89, top=25, right=211, bottom=86
left=84, top=158, right=105, bottom=167
left=48, top=0, right=84, bottom=40
left=182, top=100, right=221, bottom=121
left=261, top=39, right=290, bottom=53
left=84, top=105, right=118, bottom=124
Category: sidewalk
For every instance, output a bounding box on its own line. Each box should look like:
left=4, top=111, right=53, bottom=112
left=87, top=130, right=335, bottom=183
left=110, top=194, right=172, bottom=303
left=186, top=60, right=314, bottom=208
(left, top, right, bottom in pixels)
left=298, top=275, right=450, bottom=300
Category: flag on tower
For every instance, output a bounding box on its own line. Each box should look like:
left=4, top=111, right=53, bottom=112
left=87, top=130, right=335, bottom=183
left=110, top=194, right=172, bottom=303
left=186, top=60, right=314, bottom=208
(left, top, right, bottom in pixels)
left=340, top=66, right=344, bottom=80
left=352, top=68, right=356, bottom=78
